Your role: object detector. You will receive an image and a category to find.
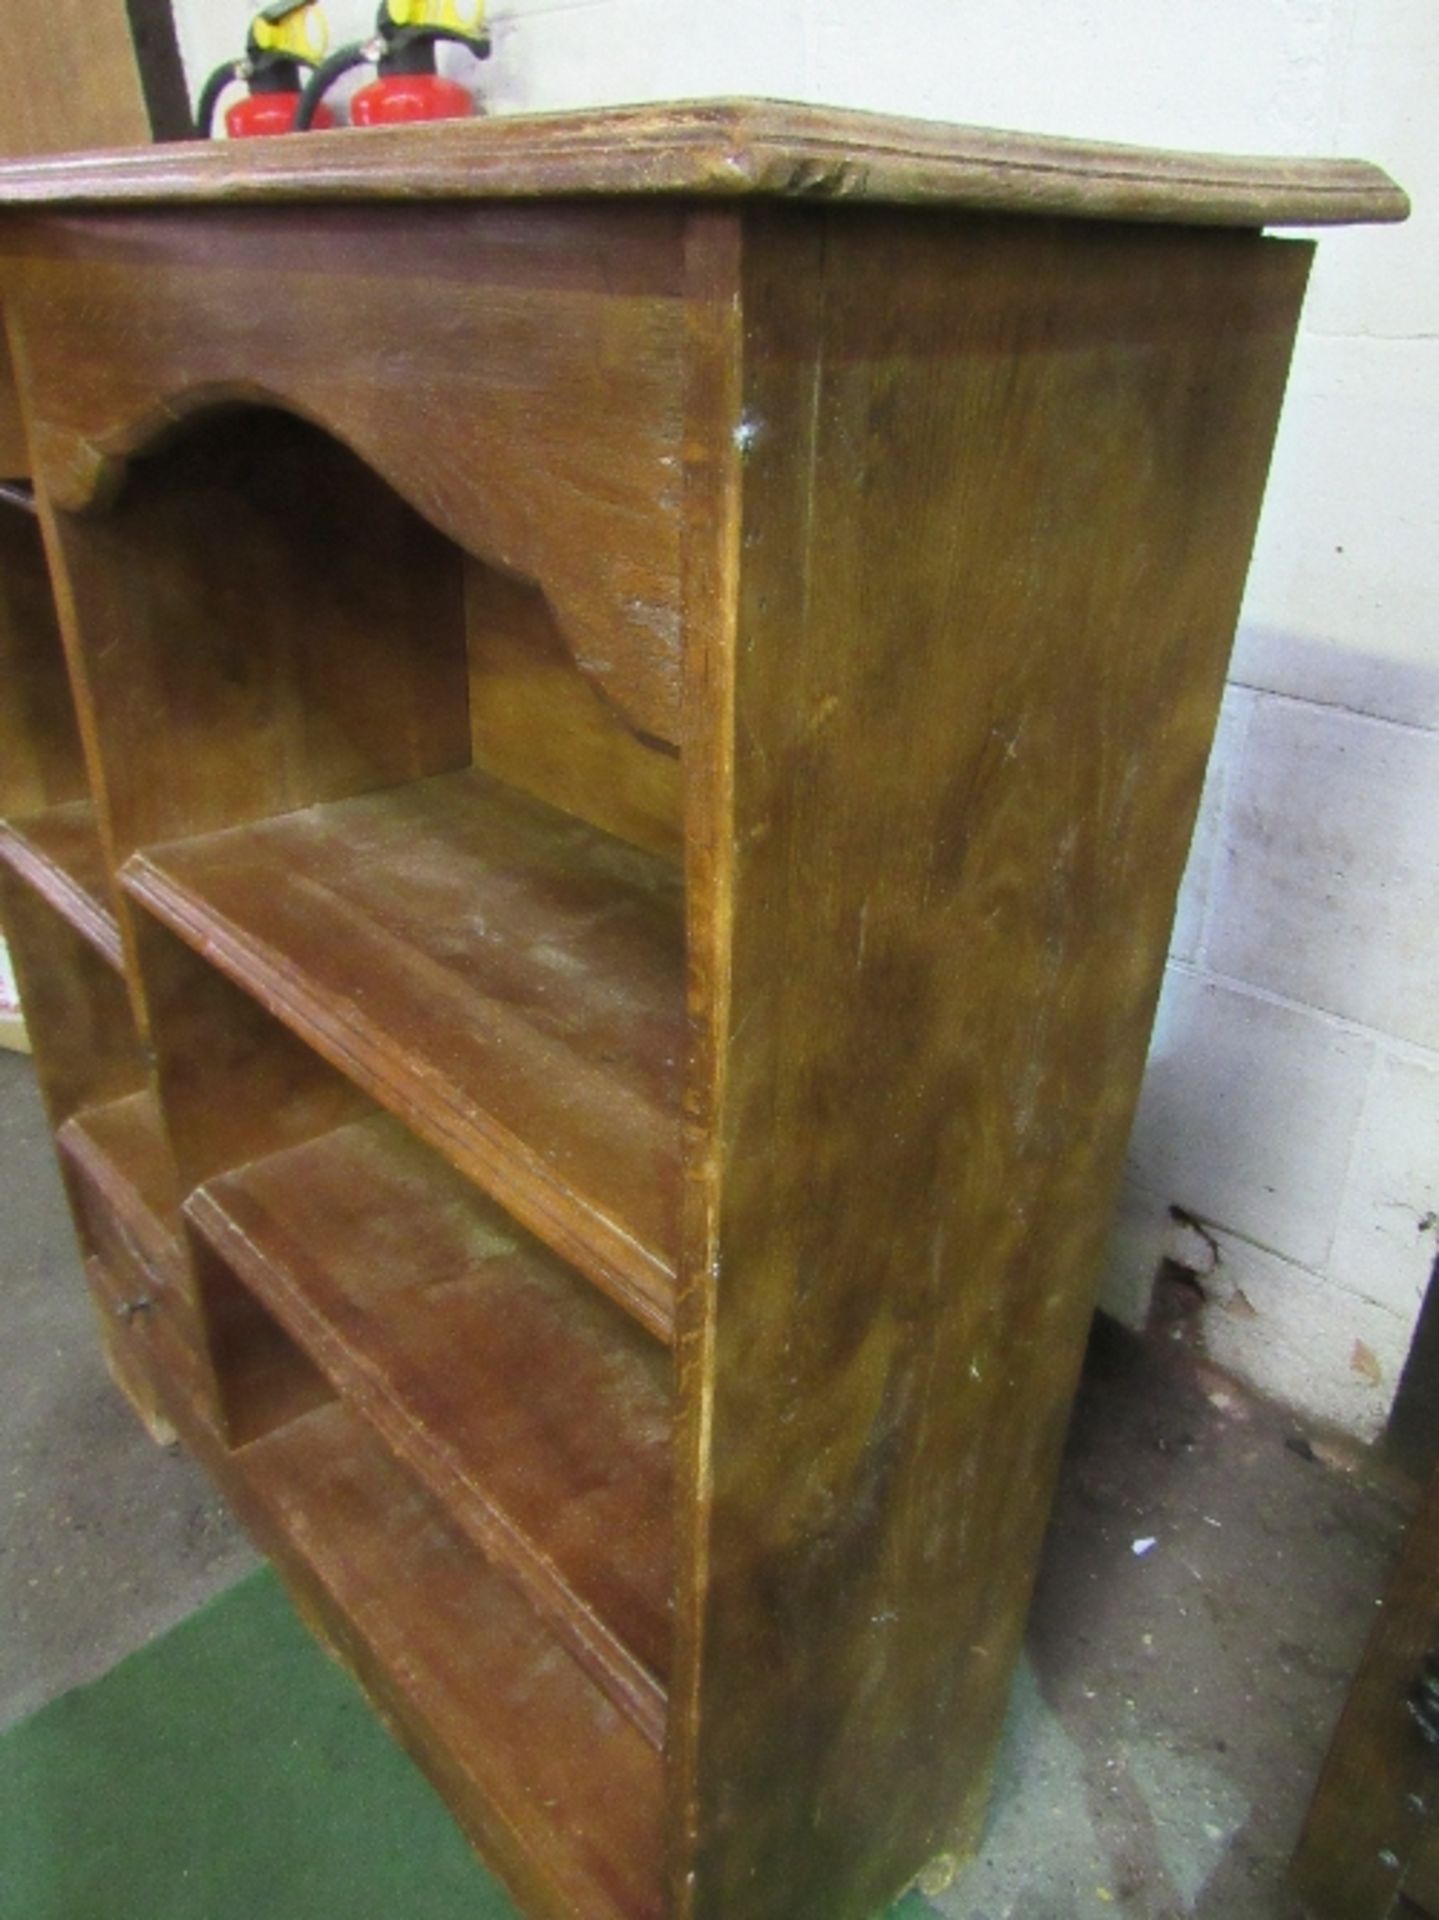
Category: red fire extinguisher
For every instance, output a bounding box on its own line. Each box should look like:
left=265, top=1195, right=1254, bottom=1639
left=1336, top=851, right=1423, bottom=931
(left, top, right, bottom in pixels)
left=296, top=2, right=492, bottom=131
left=196, top=3, right=335, bottom=138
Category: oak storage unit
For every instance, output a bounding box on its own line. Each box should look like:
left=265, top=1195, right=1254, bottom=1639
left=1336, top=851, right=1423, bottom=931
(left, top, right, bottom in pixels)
left=0, top=105, right=1405, bottom=1920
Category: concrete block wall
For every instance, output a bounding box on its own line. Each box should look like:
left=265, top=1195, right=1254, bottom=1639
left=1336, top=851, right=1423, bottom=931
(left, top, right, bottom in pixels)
left=170, top=1, right=1435, bottom=1440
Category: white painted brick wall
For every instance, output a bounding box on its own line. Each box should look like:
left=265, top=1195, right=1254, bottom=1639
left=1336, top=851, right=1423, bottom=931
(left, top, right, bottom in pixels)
left=168, top=0, right=1436, bottom=1440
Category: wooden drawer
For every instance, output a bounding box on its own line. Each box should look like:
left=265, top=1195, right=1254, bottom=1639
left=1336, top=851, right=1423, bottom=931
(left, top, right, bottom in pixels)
left=82, top=1249, right=210, bottom=1441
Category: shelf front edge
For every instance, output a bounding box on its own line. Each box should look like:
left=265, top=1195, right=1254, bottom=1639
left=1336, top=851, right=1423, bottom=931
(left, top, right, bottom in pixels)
left=120, top=850, right=680, bottom=1347
left=0, top=100, right=1408, bottom=229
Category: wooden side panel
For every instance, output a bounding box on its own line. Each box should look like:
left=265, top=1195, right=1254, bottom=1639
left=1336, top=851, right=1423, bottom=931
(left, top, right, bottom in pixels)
left=0, top=1, right=155, bottom=159
left=0, top=498, right=84, bottom=817
left=675, top=209, right=1312, bottom=1919
left=0, top=330, right=30, bottom=478
left=1291, top=1467, right=1439, bottom=1920
left=3, top=205, right=690, bottom=747
left=1383, top=1257, right=1439, bottom=1485
left=0, top=865, right=146, bottom=1126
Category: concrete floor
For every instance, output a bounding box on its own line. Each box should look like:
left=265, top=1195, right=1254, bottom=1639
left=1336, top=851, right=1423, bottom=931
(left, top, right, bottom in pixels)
left=0, top=1051, right=255, bottom=1731
left=0, top=1049, right=1410, bottom=1917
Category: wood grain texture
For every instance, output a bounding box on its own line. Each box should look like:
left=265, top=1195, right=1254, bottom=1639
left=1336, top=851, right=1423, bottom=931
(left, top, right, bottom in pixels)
left=57, top=1087, right=184, bottom=1295
left=0, top=799, right=122, bottom=968
left=36, top=407, right=472, bottom=856
left=191, top=1238, right=341, bottom=1448
left=146, top=1310, right=668, bottom=1920
left=465, top=560, right=684, bottom=862
left=0, top=341, right=30, bottom=479
left=77, top=1224, right=666, bottom=1920
left=0, top=100, right=1407, bottom=227
left=0, top=866, right=147, bottom=1127
left=3, top=206, right=690, bottom=747
left=71, top=1238, right=669, bottom=1920
left=1291, top=1468, right=1439, bottom=1919
left=0, top=496, right=85, bottom=817
left=131, top=906, right=373, bottom=1199
left=238, top=1398, right=667, bottom=1920
left=0, top=0, right=153, bottom=160
left=56, top=1088, right=210, bottom=1424
left=125, top=767, right=686, bottom=1339
left=84, top=1252, right=185, bottom=1445
left=187, top=1112, right=674, bottom=1747
left=0, top=145, right=1390, bottom=1920
left=672, top=208, right=1313, bottom=1919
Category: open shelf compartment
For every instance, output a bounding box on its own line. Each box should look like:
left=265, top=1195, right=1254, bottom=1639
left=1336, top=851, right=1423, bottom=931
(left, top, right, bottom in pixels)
left=0, top=483, right=120, bottom=967
left=36, top=396, right=685, bottom=1916
left=186, top=1106, right=673, bottom=1747
left=126, top=762, right=685, bottom=1341
left=240, top=1396, right=666, bottom=1920
left=0, top=797, right=121, bottom=968
left=90, top=1253, right=666, bottom=1920
left=51, top=403, right=686, bottom=1339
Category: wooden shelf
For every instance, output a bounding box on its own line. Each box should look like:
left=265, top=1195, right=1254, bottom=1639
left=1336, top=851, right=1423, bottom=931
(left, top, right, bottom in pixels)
left=123, top=766, right=685, bottom=1341
left=69, top=1248, right=664, bottom=1920
left=57, top=1087, right=185, bottom=1294
left=187, top=1111, right=673, bottom=1747
left=239, top=1397, right=666, bottom=1920
left=0, top=797, right=122, bottom=968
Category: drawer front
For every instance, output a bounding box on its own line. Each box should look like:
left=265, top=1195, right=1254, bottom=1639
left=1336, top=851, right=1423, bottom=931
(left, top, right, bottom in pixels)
left=83, top=1249, right=212, bottom=1425
left=59, top=1139, right=191, bottom=1319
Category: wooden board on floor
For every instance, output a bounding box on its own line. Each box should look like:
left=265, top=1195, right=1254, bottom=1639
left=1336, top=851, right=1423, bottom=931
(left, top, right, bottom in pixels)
left=0, top=0, right=188, bottom=159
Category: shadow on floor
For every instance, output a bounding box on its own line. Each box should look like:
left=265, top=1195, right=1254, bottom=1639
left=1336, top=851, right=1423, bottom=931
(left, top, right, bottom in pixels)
left=935, top=1307, right=1407, bottom=1920
left=0, top=1052, right=256, bottom=1732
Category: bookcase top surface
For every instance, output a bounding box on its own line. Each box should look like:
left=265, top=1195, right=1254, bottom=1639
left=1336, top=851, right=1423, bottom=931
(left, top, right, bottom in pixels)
left=0, top=98, right=1407, bottom=229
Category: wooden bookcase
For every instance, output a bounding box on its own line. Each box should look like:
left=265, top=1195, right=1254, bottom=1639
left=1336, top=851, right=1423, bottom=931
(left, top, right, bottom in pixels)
left=0, top=105, right=1405, bottom=1920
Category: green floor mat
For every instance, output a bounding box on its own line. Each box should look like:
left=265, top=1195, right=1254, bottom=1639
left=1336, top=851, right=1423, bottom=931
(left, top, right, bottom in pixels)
left=0, top=1567, right=936, bottom=1919
left=0, top=1571, right=511, bottom=1920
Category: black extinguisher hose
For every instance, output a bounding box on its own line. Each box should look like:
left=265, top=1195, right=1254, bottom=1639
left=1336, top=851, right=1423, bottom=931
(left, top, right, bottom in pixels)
left=196, top=61, right=244, bottom=138
left=418, top=26, right=493, bottom=60
left=295, top=43, right=376, bottom=131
